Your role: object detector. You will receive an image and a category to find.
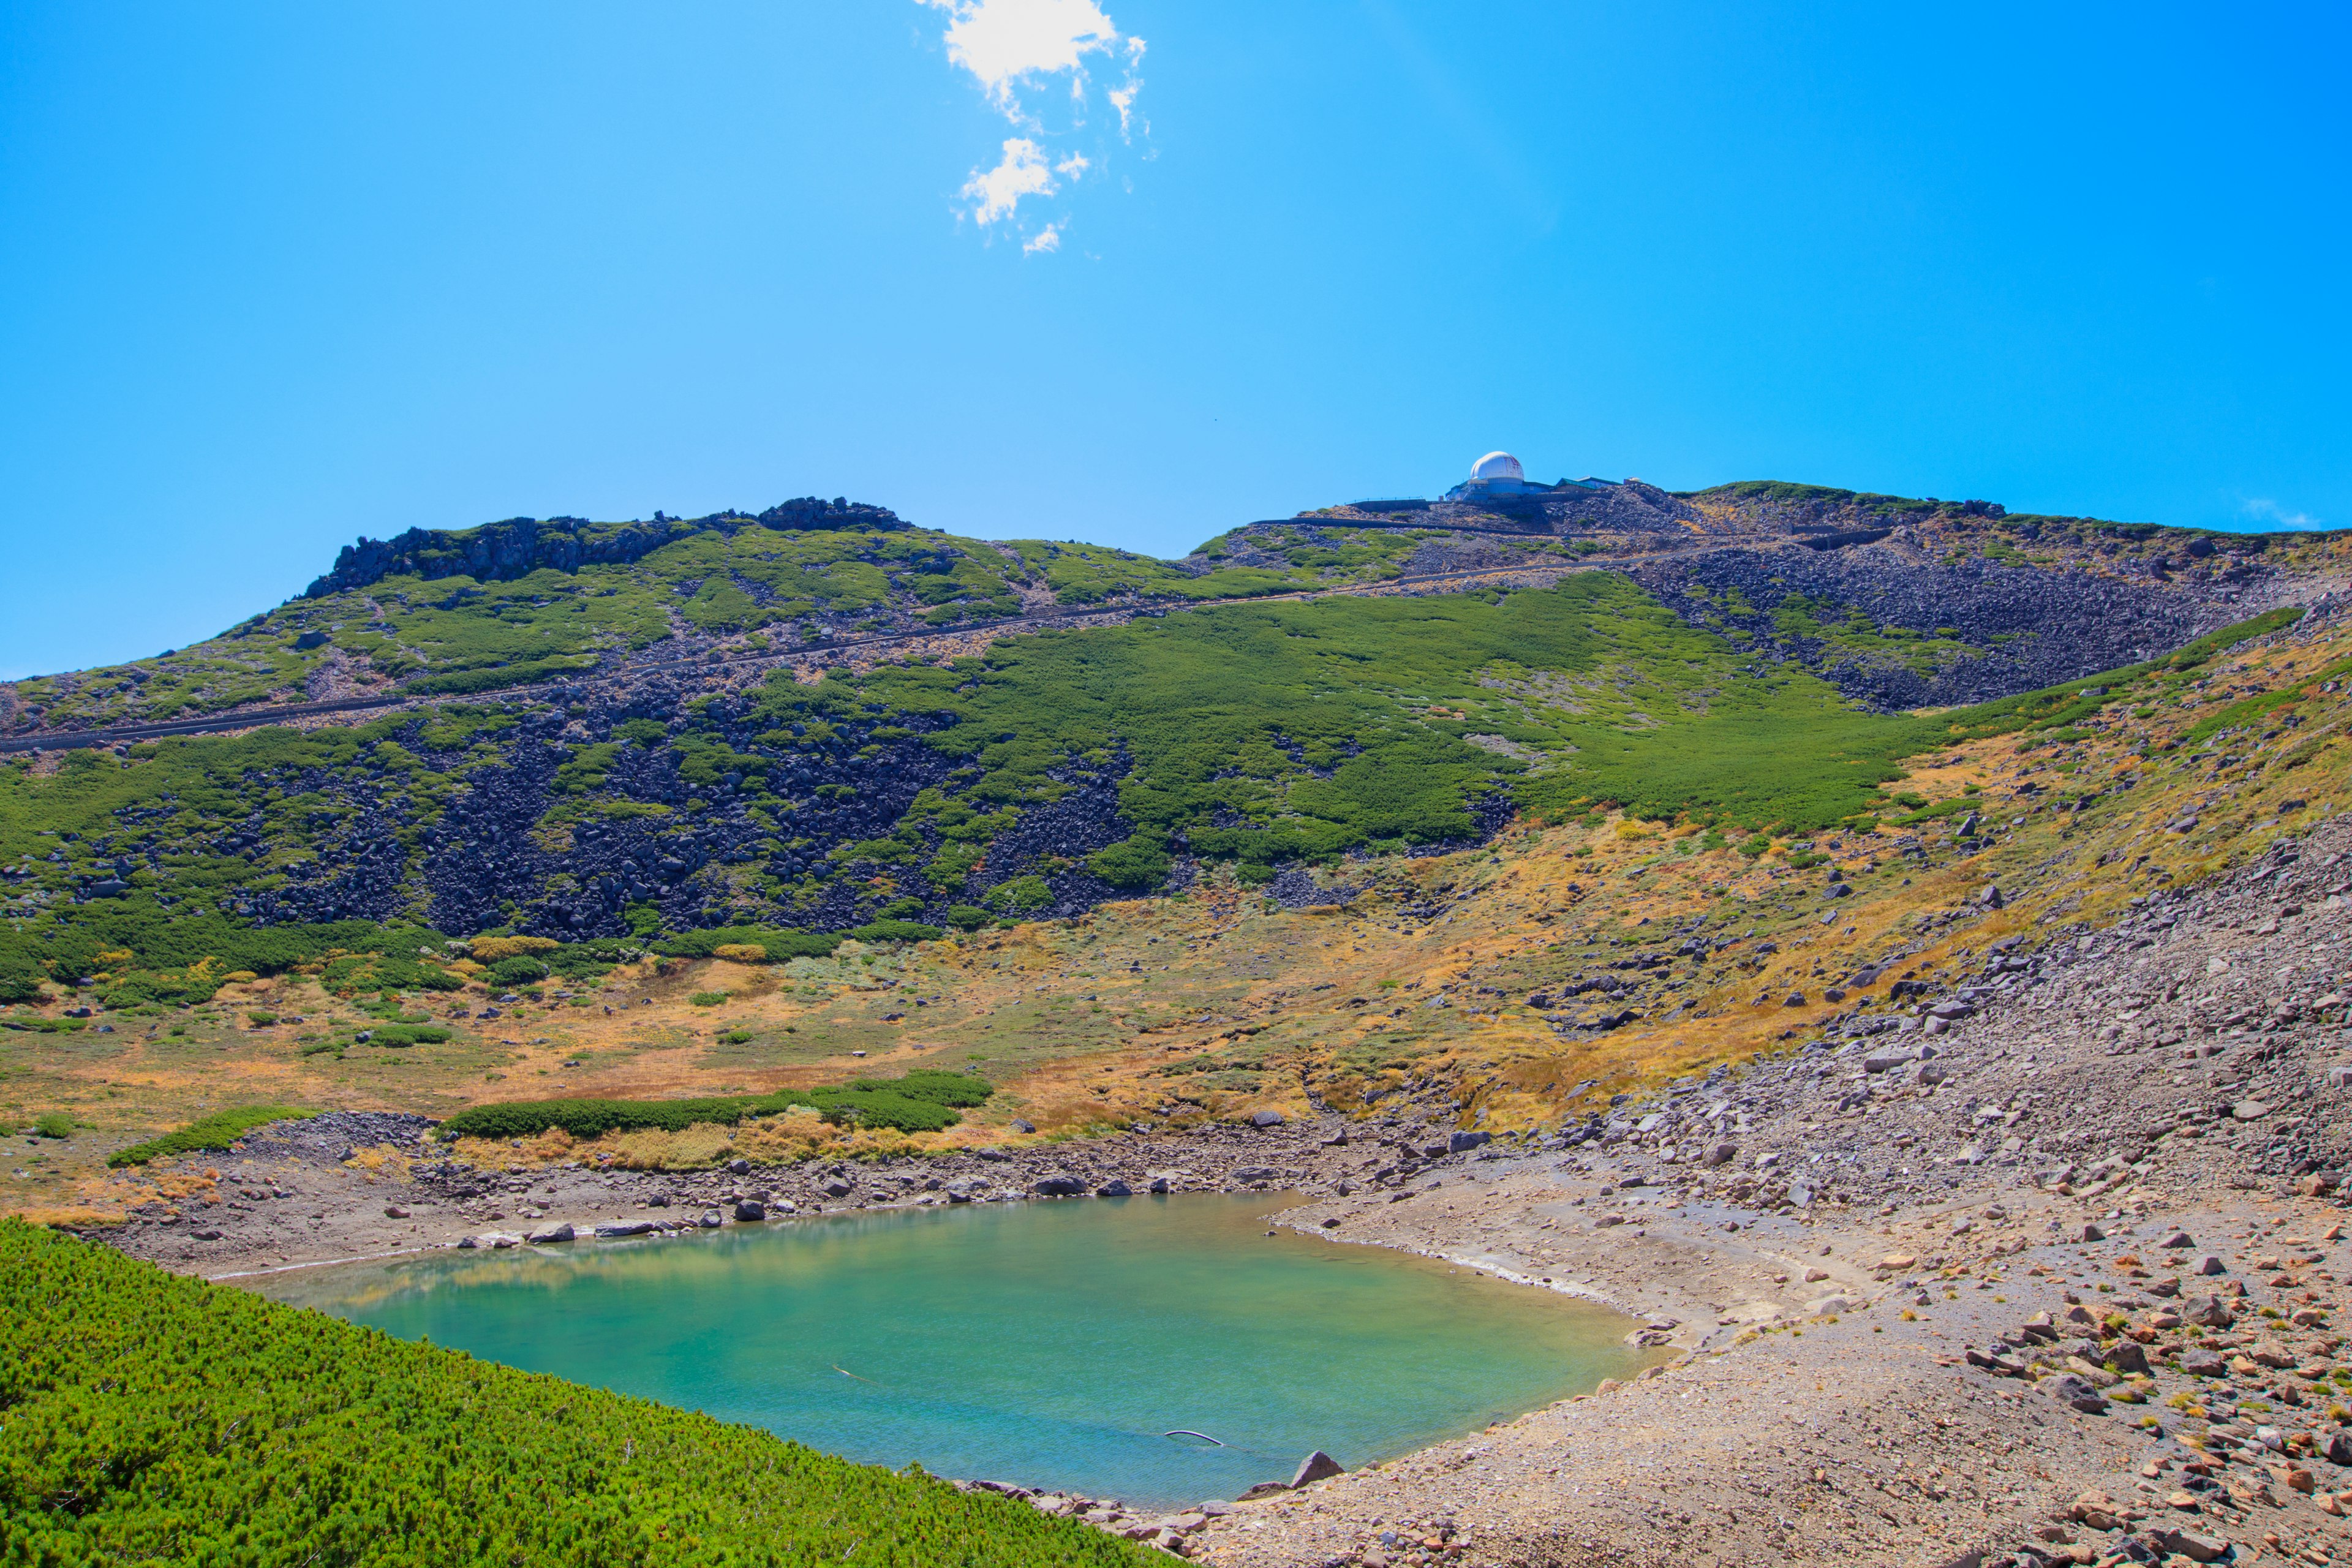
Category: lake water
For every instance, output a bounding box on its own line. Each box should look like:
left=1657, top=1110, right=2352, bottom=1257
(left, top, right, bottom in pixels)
left=260, top=1194, right=1645, bottom=1509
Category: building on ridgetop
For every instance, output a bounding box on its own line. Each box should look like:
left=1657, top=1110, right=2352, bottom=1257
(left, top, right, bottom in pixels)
left=1441, top=451, right=1603, bottom=502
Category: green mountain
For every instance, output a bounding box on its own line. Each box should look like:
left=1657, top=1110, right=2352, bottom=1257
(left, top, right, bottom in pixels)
left=0, top=481, right=2333, bottom=1004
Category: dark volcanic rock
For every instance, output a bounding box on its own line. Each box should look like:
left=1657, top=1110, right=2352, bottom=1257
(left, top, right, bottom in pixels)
left=304, top=500, right=908, bottom=598
left=1627, top=543, right=2277, bottom=710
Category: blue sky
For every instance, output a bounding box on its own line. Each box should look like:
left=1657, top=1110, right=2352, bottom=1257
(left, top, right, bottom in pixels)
left=2, top=1, right=2346, bottom=677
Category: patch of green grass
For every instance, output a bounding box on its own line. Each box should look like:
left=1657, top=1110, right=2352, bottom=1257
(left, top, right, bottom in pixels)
left=438, top=1071, right=993, bottom=1141
left=1768, top=593, right=1977, bottom=676
left=1931, top=606, right=2306, bottom=743
left=108, top=1104, right=311, bottom=1167
left=365, top=1023, right=452, bottom=1047
left=0, top=1220, right=1148, bottom=1566
left=807, top=574, right=1937, bottom=869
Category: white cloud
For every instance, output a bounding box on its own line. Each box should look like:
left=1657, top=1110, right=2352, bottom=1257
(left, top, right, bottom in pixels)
left=2242, top=497, right=2323, bottom=530
left=1107, top=38, right=1145, bottom=138
left=919, top=0, right=1145, bottom=249
left=962, top=137, right=1057, bottom=225
left=921, top=0, right=1122, bottom=116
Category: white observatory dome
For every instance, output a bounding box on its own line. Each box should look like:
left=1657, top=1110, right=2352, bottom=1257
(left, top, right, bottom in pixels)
left=1469, top=451, right=1525, bottom=483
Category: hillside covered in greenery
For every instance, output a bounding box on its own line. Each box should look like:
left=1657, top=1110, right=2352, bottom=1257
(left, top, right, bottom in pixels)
left=0, top=505, right=1461, bottom=737
left=0, top=1220, right=1147, bottom=1565
left=0, top=474, right=2328, bottom=1012
left=0, top=563, right=2306, bottom=1012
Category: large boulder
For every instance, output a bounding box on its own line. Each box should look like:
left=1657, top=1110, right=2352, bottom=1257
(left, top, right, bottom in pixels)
left=1290, top=1450, right=1345, bottom=1488
left=2041, top=1373, right=2108, bottom=1413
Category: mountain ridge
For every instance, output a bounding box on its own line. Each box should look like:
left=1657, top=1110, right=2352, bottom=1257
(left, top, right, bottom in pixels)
left=7, top=475, right=2339, bottom=741
left=0, top=473, right=2343, bottom=1014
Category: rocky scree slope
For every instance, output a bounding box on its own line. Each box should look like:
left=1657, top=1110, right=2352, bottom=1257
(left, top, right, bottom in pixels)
left=1188, top=820, right=2352, bottom=1568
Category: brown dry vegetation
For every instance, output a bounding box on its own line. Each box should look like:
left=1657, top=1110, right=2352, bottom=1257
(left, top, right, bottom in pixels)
left=6, top=609, right=2348, bottom=1221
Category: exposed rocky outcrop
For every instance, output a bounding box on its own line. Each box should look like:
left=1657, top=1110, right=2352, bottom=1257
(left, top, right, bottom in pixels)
left=1627, top=541, right=2293, bottom=710
left=301, top=499, right=908, bottom=598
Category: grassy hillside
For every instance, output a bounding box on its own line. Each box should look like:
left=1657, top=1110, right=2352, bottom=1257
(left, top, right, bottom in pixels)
left=0, top=586, right=2336, bottom=1218
left=0, top=510, right=1492, bottom=737
left=0, top=573, right=1975, bottom=1002
left=0, top=1220, right=1146, bottom=1565
left=0, top=559, right=2315, bottom=1017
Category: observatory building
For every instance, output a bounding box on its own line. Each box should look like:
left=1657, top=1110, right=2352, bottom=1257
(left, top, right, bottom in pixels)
left=1442, top=451, right=1553, bottom=500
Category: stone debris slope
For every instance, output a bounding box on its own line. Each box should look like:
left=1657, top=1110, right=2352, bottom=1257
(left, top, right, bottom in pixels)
left=1183, top=820, right=2352, bottom=1567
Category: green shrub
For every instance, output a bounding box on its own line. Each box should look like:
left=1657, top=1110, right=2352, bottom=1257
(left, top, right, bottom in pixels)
left=688, top=991, right=728, bottom=1008
left=616, top=717, right=668, bottom=747
left=0, top=1221, right=1152, bottom=1566
left=941, top=905, right=989, bottom=930
left=403, top=653, right=598, bottom=694
left=245, top=1010, right=278, bottom=1026
left=846, top=919, right=945, bottom=945
left=489, top=955, right=550, bottom=987
left=366, top=1024, right=451, bottom=1047
left=109, top=1105, right=310, bottom=1167
left=0, top=954, right=42, bottom=1005
left=1088, top=834, right=1171, bottom=890
left=985, top=876, right=1053, bottom=915
left=436, top=1072, right=993, bottom=1143
left=32, top=1112, right=74, bottom=1139
left=808, top=1072, right=999, bottom=1133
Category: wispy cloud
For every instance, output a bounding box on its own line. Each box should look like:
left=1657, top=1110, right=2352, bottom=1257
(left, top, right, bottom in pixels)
left=918, top=0, right=1146, bottom=249
left=2242, top=497, right=2323, bottom=530
left=962, top=138, right=1057, bottom=225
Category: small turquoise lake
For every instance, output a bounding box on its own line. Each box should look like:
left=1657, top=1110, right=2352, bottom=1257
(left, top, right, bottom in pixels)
left=260, top=1195, right=1643, bottom=1508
